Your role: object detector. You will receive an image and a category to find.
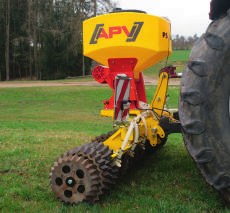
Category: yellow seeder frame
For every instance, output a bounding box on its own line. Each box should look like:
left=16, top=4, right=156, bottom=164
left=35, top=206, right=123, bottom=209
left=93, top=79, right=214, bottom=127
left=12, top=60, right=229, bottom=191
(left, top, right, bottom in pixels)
left=83, top=11, right=175, bottom=166
left=103, top=72, right=174, bottom=163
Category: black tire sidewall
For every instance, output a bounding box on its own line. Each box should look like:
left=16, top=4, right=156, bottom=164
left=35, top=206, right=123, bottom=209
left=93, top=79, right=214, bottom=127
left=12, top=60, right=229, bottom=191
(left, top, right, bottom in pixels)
left=179, top=11, right=230, bottom=200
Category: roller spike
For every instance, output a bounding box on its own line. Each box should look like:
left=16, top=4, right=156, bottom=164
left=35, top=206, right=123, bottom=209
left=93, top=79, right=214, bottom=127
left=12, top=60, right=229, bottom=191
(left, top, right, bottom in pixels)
left=100, top=146, right=109, bottom=154
left=95, top=142, right=104, bottom=150
left=85, top=164, right=94, bottom=170
left=100, top=165, right=108, bottom=170
left=82, top=159, right=90, bottom=166
left=88, top=149, right=97, bottom=157
left=97, top=158, right=106, bottom=165
left=102, top=171, right=113, bottom=178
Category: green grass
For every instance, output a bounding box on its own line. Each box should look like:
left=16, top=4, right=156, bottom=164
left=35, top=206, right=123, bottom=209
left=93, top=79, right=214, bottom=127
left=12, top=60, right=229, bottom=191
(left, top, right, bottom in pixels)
left=168, top=50, right=191, bottom=61
left=144, top=50, right=190, bottom=78
left=0, top=85, right=229, bottom=212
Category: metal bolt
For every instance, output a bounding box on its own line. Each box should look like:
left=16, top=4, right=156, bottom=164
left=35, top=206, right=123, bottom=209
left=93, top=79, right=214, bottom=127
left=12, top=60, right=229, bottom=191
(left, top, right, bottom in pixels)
left=68, top=179, right=73, bottom=185
left=151, top=127, right=157, bottom=133
left=157, top=97, right=161, bottom=102
left=152, top=134, right=156, bottom=138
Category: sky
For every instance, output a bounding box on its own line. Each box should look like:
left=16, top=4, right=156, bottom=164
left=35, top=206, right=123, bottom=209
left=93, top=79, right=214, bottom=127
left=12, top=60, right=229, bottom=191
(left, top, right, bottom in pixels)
left=115, top=0, right=211, bottom=37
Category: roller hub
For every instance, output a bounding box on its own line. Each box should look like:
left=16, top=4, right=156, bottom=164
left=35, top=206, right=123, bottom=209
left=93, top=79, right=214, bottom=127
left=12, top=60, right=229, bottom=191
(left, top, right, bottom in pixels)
left=50, top=141, right=119, bottom=204
left=49, top=153, right=101, bottom=204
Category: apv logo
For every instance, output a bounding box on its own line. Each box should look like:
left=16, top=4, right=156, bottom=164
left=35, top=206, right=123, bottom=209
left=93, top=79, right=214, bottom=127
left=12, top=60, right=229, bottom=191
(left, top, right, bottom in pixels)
left=90, top=22, right=144, bottom=44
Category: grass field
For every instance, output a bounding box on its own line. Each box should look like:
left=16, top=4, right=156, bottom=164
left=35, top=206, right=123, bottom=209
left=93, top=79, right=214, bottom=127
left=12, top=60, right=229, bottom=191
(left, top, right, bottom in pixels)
left=144, top=50, right=190, bottom=78
left=0, top=85, right=229, bottom=213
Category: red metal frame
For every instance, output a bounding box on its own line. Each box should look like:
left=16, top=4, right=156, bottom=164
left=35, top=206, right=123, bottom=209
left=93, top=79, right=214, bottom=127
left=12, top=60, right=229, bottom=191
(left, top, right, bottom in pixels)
left=92, top=58, right=147, bottom=110
left=159, top=66, right=179, bottom=78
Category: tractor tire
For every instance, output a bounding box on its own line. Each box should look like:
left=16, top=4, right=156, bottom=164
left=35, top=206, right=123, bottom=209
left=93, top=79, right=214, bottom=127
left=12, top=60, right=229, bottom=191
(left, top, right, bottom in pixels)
left=179, top=10, right=230, bottom=203
left=209, top=0, right=230, bottom=20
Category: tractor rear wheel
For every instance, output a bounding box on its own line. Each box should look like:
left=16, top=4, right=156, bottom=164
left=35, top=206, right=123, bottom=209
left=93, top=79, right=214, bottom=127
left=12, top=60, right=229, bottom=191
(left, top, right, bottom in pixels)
left=179, top=10, right=230, bottom=202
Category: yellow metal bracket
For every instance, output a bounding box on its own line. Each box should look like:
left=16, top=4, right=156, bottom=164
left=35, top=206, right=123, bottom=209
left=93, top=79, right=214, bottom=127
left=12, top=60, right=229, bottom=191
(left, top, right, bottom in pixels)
left=100, top=109, right=142, bottom=120
left=146, top=118, right=165, bottom=147
left=150, top=72, right=169, bottom=117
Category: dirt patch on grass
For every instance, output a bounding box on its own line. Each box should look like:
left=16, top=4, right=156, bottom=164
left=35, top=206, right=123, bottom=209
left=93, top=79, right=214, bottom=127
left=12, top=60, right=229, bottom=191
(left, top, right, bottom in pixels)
left=0, top=75, right=180, bottom=88
left=0, top=81, right=100, bottom=88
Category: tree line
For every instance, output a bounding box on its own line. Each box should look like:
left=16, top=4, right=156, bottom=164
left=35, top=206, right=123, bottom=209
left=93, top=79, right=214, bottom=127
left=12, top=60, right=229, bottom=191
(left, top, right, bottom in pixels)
left=0, top=0, right=114, bottom=81
left=172, top=34, right=199, bottom=50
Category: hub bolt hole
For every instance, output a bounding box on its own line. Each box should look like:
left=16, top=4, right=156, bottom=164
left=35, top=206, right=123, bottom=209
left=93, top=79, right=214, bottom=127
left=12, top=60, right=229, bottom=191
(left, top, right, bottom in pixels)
left=76, top=169, right=84, bottom=179
left=77, top=185, right=85, bottom=193
left=62, top=165, right=71, bottom=174
left=64, top=190, right=72, bottom=198
left=55, top=177, right=63, bottom=186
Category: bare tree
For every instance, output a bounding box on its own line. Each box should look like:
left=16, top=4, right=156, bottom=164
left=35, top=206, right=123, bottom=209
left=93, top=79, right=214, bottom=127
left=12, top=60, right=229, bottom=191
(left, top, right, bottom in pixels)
left=28, top=0, right=32, bottom=79
left=0, top=0, right=5, bottom=80
left=93, top=0, right=97, bottom=16
left=5, top=0, right=10, bottom=81
left=33, top=0, right=38, bottom=79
